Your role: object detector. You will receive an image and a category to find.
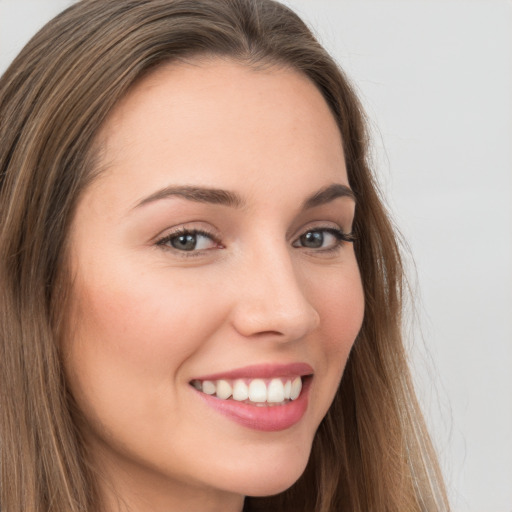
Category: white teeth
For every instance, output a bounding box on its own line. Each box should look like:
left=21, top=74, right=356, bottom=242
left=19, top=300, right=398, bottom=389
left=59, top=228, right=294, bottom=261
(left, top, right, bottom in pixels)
left=216, top=379, right=232, bottom=400
left=232, top=379, right=249, bottom=401
left=248, top=379, right=267, bottom=402
left=202, top=380, right=216, bottom=395
left=192, top=376, right=305, bottom=403
left=290, top=376, right=302, bottom=400
left=284, top=380, right=292, bottom=399
left=267, top=378, right=285, bottom=403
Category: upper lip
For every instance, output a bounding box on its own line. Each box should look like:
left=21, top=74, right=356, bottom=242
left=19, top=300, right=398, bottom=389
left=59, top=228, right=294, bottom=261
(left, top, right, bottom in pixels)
left=191, top=362, right=314, bottom=381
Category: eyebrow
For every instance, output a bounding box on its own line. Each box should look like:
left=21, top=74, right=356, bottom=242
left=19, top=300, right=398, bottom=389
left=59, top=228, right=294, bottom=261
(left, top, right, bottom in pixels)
left=133, top=182, right=355, bottom=211
left=134, top=185, right=244, bottom=209
left=302, top=183, right=356, bottom=209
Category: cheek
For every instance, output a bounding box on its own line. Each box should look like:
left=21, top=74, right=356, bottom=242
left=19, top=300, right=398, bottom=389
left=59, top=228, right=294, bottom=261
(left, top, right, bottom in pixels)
left=324, top=280, right=364, bottom=355
left=313, top=262, right=365, bottom=352
left=307, top=262, right=364, bottom=407
left=63, top=267, right=228, bottom=428
left=71, top=267, right=222, bottom=365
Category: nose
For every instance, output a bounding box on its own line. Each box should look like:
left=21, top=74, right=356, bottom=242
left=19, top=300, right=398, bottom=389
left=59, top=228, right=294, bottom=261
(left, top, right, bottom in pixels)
left=229, top=245, right=320, bottom=341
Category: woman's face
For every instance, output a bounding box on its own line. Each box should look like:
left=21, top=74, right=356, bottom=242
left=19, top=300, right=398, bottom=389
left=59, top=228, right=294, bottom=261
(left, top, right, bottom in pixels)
left=66, top=59, right=364, bottom=511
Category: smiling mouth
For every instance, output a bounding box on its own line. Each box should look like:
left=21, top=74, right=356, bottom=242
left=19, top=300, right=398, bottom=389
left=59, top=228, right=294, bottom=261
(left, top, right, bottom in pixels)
left=190, top=376, right=305, bottom=406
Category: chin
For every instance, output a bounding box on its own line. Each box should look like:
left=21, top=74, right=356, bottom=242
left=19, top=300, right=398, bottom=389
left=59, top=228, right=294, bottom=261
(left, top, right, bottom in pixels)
left=243, top=473, right=304, bottom=498
left=227, top=446, right=311, bottom=498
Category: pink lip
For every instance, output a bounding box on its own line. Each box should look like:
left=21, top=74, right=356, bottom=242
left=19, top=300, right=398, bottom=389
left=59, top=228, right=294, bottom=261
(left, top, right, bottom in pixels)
left=192, top=362, right=314, bottom=381
left=190, top=363, right=313, bottom=432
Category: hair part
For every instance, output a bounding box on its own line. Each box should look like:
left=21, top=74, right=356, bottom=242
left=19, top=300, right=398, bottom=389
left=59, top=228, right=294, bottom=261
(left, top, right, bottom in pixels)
left=0, top=1, right=449, bottom=511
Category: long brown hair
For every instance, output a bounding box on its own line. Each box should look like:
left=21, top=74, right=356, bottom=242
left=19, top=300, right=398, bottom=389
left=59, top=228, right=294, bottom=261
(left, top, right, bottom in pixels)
left=0, top=1, right=449, bottom=511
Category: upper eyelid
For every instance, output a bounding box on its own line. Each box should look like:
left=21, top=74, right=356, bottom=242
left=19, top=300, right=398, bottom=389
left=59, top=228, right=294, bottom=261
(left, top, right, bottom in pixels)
left=153, top=221, right=353, bottom=249
left=293, top=227, right=353, bottom=245
left=289, top=220, right=350, bottom=240
left=154, top=223, right=220, bottom=242
left=154, top=229, right=221, bottom=257
left=156, top=228, right=219, bottom=244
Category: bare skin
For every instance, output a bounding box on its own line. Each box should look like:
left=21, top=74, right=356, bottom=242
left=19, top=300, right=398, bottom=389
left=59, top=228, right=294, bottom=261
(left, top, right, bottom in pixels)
left=65, top=59, right=365, bottom=512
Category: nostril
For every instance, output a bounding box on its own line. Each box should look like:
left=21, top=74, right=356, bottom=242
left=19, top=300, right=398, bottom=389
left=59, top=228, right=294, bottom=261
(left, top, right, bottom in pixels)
left=231, top=298, right=320, bottom=340
left=251, top=330, right=285, bottom=338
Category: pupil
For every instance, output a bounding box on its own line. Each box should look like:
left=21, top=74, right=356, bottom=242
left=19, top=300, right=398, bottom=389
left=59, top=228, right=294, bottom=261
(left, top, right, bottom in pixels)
left=301, top=231, right=323, bottom=248
left=171, top=234, right=196, bottom=251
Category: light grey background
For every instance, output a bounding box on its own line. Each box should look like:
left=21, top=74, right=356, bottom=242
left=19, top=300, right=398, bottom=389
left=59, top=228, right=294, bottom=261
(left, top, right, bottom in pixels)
left=1, top=1, right=511, bottom=511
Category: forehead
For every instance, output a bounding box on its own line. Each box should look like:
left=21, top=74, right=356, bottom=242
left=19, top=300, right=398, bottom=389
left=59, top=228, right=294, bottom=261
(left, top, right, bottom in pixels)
left=91, top=58, right=348, bottom=208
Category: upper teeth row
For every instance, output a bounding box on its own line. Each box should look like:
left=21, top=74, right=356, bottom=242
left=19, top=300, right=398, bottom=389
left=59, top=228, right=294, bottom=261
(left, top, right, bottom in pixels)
left=191, top=377, right=303, bottom=403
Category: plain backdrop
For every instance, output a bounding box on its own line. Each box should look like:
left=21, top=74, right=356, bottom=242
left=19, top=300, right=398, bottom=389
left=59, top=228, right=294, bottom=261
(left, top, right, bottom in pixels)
left=1, top=1, right=511, bottom=511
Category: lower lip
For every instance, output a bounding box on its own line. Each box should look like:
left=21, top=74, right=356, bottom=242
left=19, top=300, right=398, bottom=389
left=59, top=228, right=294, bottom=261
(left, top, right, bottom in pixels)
left=194, top=378, right=311, bottom=432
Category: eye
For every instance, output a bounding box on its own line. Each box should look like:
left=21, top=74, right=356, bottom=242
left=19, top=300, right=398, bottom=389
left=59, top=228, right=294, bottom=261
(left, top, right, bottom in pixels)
left=156, top=229, right=219, bottom=252
left=292, top=228, right=354, bottom=251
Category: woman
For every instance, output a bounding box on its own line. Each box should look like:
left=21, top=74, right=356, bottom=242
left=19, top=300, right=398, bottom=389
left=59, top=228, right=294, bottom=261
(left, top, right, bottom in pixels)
left=0, top=0, right=450, bottom=511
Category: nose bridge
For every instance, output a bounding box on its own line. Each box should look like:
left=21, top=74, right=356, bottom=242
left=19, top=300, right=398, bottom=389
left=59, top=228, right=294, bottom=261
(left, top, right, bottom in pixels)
left=231, top=240, right=320, bottom=340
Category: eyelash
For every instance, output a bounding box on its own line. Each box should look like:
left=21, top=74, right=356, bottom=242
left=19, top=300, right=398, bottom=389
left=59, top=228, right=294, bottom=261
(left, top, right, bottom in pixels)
left=155, top=226, right=355, bottom=256
left=295, top=227, right=356, bottom=253
left=156, top=228, right=223, bottom=255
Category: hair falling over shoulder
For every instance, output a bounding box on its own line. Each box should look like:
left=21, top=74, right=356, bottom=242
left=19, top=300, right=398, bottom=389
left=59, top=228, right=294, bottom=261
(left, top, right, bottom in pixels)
left=0, top=1, right=450, bottom=511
